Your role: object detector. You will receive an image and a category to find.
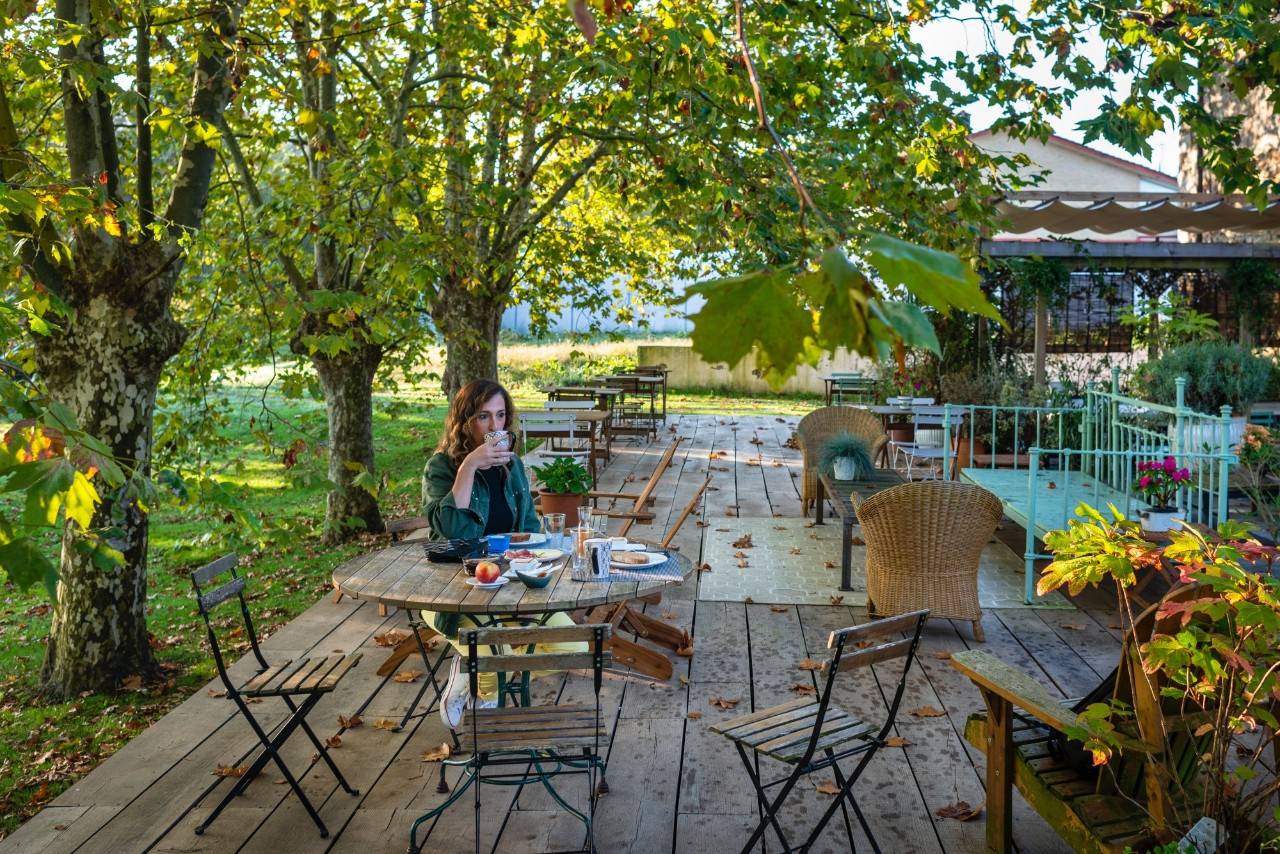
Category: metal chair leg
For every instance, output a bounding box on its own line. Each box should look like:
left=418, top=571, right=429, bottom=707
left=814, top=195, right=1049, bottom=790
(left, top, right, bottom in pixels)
left=734, top=743, right=792, bottom=853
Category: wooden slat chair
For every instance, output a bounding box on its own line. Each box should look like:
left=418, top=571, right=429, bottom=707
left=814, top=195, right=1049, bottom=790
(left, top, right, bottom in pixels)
left=711, top=610, right=929, bottom=854
left=587, top=436, right=684, bottom=530
left=951, top=585, right=1213, bottom=854
left=191, top=554, right=362, bottom=839
left=408, top=624, right=612, bottom=854
left=797, top=407, right=888, bottom=516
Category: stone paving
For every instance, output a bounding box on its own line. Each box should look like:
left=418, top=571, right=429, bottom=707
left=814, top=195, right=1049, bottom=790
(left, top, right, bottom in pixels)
left=697, top=516, right=1072, bottom=608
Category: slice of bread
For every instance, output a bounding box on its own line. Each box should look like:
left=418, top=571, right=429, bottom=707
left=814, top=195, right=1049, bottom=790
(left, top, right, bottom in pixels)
left=510, top=533, right=531, bottom=543
left=612, top=551, right=650, bottom=565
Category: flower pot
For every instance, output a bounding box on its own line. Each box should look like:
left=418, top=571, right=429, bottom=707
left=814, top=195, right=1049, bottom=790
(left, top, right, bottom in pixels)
left=887, top=424, right=914, bottom=445
left=1139, top=506, right=1180, bottom=534
left=833, top=456, right=860, bottom=481
left=953, top=437, right=989, bottom=473
left=539, top=490, right=584, bottom=527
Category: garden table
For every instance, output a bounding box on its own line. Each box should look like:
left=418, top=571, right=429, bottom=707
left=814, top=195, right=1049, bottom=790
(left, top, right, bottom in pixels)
left=598, top=375, right=662, bottom=438
left=332, top=539, right=694, bottom=715
left=821, top=375, right=875, bottom=406
left=817, top=470, right=906, bottom=591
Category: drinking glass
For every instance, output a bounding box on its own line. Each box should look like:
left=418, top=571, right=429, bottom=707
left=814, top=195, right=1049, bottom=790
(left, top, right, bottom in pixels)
left=571, top=524, right=593, bottom=580
left=578, top=504, right=593, bottom=531
left=590, top=511, right=608, bottom=536
left=541, top=513, right=566, bottom=550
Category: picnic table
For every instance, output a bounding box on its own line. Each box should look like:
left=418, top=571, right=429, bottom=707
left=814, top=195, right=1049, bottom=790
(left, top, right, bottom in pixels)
left=821, top=374, right=875, bottom=406
left=816, top=469, right=906, bottom=591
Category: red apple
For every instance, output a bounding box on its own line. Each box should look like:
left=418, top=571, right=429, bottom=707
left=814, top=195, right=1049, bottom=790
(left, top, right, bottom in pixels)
left=475, top=561, right=501, bottom=584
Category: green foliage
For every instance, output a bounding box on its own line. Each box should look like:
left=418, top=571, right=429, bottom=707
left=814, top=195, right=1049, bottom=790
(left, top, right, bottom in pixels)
left=500, top=352, right=637, bottom=391
left=1041, top=504, right=1280, bottom=847
left=1119, top=292, right=1220, bottom=354
left=1010, top=258, right=1071, bottom=306
left=817, top=433, right=872, bottom=478
left=1137, top=341, right=1273, bottom=415
left=1225, top=259, right=1280, bottom=340
left=530, top=457, right=592, bottom=496
left=1238, top=425, right=1280, bottom=544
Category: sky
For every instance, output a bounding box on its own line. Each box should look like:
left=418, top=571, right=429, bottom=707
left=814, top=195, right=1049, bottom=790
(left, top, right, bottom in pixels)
left=914, top=12, right=1181, bottom=179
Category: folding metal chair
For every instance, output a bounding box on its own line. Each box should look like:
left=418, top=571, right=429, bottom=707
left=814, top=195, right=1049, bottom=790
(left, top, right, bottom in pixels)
left=409, top=624, right=611, bottom=854
left=191, top=554, right=363, bottom=838
left=891, top=407, right=964, bottom=481
left=710, top=610, right=928, bottom=854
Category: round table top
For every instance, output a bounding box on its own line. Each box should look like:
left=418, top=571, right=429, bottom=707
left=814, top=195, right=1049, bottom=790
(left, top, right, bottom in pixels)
left=332, top=540, right=693, bottom=615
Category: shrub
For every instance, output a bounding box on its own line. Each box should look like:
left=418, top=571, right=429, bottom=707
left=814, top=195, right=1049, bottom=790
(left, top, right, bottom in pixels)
left=818, top=433, right=872, bottom=478
left=1136, top=342, right=1272, bottom=415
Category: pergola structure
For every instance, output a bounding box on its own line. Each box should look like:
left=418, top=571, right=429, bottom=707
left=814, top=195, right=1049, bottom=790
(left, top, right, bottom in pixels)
left=981, top=191, right=1280, bottom=380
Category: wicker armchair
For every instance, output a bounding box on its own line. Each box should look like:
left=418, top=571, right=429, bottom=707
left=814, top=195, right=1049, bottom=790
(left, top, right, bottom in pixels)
left=855, top=481, right=1002, bottom=641
left=796, top=407, right=888, bottom=516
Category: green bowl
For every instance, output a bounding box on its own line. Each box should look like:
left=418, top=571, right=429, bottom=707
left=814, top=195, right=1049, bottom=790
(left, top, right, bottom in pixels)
left=515, top=569, right=553, bottom=588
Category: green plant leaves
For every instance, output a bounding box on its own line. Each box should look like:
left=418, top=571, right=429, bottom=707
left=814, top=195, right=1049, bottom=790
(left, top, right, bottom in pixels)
left=864, top=234, right=1002, bottom=322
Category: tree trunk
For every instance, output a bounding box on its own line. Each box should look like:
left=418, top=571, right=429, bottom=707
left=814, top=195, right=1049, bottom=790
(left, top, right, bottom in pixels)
left=436, top=289, right=504, bottom=400
left=34, top=246, right=187, bottom=699
left=1033, top=291, right=1048, bottom=388
left=310, top=342, right=386, bottom=543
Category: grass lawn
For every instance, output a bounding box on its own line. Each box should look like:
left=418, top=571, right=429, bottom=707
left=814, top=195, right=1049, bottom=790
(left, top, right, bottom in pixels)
left=0, top=363, right=815, bottom=838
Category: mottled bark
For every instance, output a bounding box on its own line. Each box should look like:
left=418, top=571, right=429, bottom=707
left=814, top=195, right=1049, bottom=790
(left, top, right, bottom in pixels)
left=435, top=288, right=504, bottom=400
left=34, top=244, right=187, bottom=699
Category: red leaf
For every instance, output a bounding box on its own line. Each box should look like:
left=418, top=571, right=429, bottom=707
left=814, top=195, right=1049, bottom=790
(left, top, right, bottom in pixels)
left=98, top=170, right=108, bottom=185
left=571, top=0, right=598, bottom=44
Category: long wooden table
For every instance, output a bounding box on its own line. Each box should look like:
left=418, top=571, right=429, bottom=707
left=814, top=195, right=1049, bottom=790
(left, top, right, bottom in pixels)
left=816, top=469, right=906, bottom=591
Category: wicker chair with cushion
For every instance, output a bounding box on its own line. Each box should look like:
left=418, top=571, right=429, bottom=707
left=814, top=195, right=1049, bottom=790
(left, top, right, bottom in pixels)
left=855, top=480, right=1002, bottom=642
left=796, top=406, right=888, bottom=516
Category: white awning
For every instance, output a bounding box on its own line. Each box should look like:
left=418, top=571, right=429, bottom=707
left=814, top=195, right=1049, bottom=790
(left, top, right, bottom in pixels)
left=995, top=192, right=1280, bottom=235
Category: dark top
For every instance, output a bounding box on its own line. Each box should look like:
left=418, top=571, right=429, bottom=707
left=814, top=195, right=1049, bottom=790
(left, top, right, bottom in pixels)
left=478, top=466, right=514, bottom=536
left=421, top=450, right=540, bottom=540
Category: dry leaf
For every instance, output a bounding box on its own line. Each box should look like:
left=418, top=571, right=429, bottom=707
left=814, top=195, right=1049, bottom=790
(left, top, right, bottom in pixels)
left=770, top=606, right=789, bottom=613
left=737, top=559, right=749, bottom=568
left=696, top=521, right=709, bottom=528
left=1194, top=722, right=1215, bottom=738
left=850, top=536, right=865, bottom=546
left=743, top=596, right=754, bottom=604
left=394, top=669, right=424, bottom=683
left=732, top=533, right=754, bottom=549
left=213, top=763, right=248, bottom=778
left=715, top=528, right=730, bottom=533
left=933, top=651, right=952, bottom=661
left=325, top=735, right=342, bottom=748
left=687, top=710, right=703, bottom=720
left=660, top=611, right=677, bottom=620
left=829, top=595, right=844, bottom=605
left=733, top=550, right=749, bottom=559
left=273, top=778, right=287, bottom=785
left=790, top=682, right=817, bottom=696
left=724, top=508, right=737, bottom=516
left=372, top=718, right=400, bottom=731
left=709, top=696, right=740, bottom=710
left=421, top=743, right=451, bottom=762
left=814, top=779, right=841, bottom=795
left=823, top=561, right=835, bottom=569
left=338, top=713, right=363, bottom=729
left=797, top=658, right=823, bottom=671
left=1047, top=481, right=1057, bottom=490
left=854, top=639, right=875, bottom=649
left=909, top=706, right=945, bottom=718
left=885, top=736, right=910, bottom=747
left=1060, top=624, right=1086, bottom=631
left=788, top=547, right=802, bottom=555
left=676, top=644, right=694, bottom=657
left=679, top=675, right=690, bottom=685
left=697, top=563, right=713, bottom=573
left=122, top=674, right=143, bottom=690
left=207, top=688, right=227, bottom=698
left=804, top=521, right=817, bottom=528
left=935, top=800, right=984, bottom=821
left=374, top=629, right=410, bottom=647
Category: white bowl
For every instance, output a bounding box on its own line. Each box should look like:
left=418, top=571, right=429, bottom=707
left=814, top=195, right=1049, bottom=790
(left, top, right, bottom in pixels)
left=509, top=557, right=540, bottom=575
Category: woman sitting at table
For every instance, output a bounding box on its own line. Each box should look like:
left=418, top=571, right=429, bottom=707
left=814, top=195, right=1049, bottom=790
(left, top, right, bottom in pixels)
left=422, top=378, right=582, bottom=728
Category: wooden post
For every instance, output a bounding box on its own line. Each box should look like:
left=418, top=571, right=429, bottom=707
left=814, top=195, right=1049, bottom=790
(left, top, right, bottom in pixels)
left=980, top=687, right=1014, bottom=854
left=1033, top=291, right=1048, bottom=389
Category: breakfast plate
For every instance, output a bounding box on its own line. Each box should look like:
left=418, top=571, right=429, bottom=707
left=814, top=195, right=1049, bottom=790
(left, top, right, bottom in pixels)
left=504, top=532, right=547, bottom=547
left=465, top=576, right=509, bottom=589
left=610, top=551, right=667, bottom=569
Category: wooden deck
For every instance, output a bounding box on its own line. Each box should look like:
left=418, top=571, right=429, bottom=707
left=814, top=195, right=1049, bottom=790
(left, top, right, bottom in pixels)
left=3, top=414, right=1124, bottom=854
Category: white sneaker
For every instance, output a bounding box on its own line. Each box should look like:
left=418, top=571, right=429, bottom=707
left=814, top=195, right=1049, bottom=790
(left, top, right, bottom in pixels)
left=439, top=654, right=469, bottom=730
left=477, top=697, right=498, bottom=710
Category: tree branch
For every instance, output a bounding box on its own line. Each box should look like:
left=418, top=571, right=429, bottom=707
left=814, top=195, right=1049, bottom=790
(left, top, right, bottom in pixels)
left=136, top=4, right=154, bottom=227
left=496, top=139, right=610, bottom=259
left=0, top=79, right=67, bottom=298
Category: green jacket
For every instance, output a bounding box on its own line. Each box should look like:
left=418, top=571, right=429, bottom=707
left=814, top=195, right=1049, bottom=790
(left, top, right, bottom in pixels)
left=421, top=451, right=540, bottom=540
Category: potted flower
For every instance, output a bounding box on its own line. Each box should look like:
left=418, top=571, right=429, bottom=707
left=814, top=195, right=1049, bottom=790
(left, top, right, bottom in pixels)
left=819, top=433, right=873, bottom=481
left=531, top=457, right=592, bottom=526
left=1134, top=456, right=1190, bottom=533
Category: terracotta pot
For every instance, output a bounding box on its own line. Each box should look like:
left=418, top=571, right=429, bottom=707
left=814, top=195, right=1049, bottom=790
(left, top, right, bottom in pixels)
left=952, top=437, right=990, bottom=473
left=887, top=424, right=914, bottom=445
left=539, top=490, right=584, bottom=527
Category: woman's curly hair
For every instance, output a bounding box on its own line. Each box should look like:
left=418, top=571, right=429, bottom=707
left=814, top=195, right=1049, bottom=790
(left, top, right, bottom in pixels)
left=437, top=379, right=519, bottom=467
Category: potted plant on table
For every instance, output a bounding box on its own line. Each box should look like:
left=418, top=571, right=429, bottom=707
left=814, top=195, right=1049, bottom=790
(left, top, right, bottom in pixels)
left=1134, top=455, right=1190, bottom=533
left=819, top=433, right=873, bottom=481
left=531, top=457, right=592, bottom=526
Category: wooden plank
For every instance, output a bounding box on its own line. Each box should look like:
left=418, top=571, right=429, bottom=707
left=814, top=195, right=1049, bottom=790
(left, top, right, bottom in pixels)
left=192, top=553, right=239, bottom=586
left=462, top=624, right=611, bottom=647
left=951, top=650, right=1080, bottom=735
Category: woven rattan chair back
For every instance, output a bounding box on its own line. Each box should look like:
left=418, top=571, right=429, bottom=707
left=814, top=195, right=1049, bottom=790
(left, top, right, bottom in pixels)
left=796, top=406, right=888, bottom=515
left=855, top=480, right=1002, bottom=641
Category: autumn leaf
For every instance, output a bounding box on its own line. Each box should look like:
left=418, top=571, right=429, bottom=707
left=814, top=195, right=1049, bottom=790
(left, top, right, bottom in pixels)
left=935, top=800, right=983, bottom=821
left=933, top=651, right=952, bottom=660
left=732, top=533, right=754, bottom=549
left=850, top=536, right=864, bottom=546
left=679, top=675, right=689, bottom=685
left=788, top=547, right=801, bottom=555
left=213, top=763, right=248, bottom=777
left=743, top=595, right=754, bottom=604
left=885, top=736, right=910, bottom=747
left=122, top=674, right=143, bottom=690
left=421, top=743, right=451, bottom=762
left=1194, top=722, right=1214, bottom=738
left=1059, top=624, right=1085, bottom=631
left=733, top=550, right=749, bottom=559
left=829, top=595, right=844, bottom=605
left=909, top=705, right=945, bottom=718
left=338, top=713, right=363, bottom=728
left=207, top=688, right=227, bottom=698
left=676, top=644, right=694, bottom=657
left=770, top=605, right=789, bottom=613
left=374, top=630, right=409, bottom=647
left=725, top=508, right=737, bottom=517
left=569, top=0, right=598, bottom=44
left=687, top=710, right=703, bottom=720
left=698, top=562, right=712, bottom=573
left=797, top=658, right=822, bottom=671
left=394, top=669, right=424, bottom=683
left=823, top=561, right=835, bottom=569
left=372, top=718, right=400, bottom=731
left=790, top=682, right=817, bottom=696
left=709, top=696, right=740, bottom=710
left=325, top=734, right=342, bottom=748
left=814, top=779, right=841, bottom=795
left=736, top=558, right=749, bottom=568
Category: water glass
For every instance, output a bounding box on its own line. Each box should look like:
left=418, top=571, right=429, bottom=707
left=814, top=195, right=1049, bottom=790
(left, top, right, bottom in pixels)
left=578, top=504, right=593, bottom=531
left=541, top=512, right=566, bottom=550
left=571, top=524, right=593, bottom=580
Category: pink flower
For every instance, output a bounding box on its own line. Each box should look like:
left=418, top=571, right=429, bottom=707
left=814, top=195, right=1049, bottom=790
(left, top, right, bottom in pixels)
left=1176, top=468, right=1190, bottom=482
left=1163, top=456, right=1177, bottom=473
left=1139, top=475, right=1152, bottom=488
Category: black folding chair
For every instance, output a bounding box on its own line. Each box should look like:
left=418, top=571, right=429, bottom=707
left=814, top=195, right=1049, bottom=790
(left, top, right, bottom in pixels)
left=710, top=610, right=929, bottom=853
left=191, top=554, right=363, bottom=838
left=409, top=623, right=611, bottom=854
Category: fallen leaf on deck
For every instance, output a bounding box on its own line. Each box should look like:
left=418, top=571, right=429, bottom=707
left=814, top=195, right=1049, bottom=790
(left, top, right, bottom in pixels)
left=676, top=644, right=694, bottom=657
left=698, top=563, right=712, bottom=573
left=743, top=596, right=754, bottom=604
left=1059, top=624, right=1086, bottom=631
left=421, top=743, right=451, bottom=762
left=122, top=674, right=143, bottom=690
left=909, top=706, right=945, bottom=718
left=771, top=460, right=782, bottom=467
left=715, top=528, right=730, bottom=533
left=737, top=559, right=749, bottom=568
left=750, top=436, right=763, bottom=445
left=733, top=550, right=749, bottom=559
left=814, top=779, right=841, bottom=795
left=732, top=533, right=754, bottom=549
left=824, top=561, right=835, bottom=569
left=213, top=764, right=248, bottom=778
left=325, top=735, right=342, bottom=748
left=725, top=508, right=737, bottom=516
left=207, top=689, right=227, bottom=698
left=790, top=683, right=817, bottom=696
left=804, top=521, right=816, bottom=528
left=789, top=547, right=802, bottom=555
left=338, top=713, right=363, bottom=728
left=374, top=629, right=410, bottom=647
left=679, top=675, right=690, bottom=685
left=274, top=778, right=287, bottom=785
left=696, top=521, right=709, bottom=528
left=850, top=536, right=864, bottom=546
left=661, top=611, right=677, bottom=620
left=394, top=669, right=424, bottom=683
left=687, top=710, right=703, bottom=720
left=797, top=658, right=822, bottom=671
left=885, top=736, right=910, bottom=747
left=372, top=718, right=400, bottom=731
left=1047, top=481, right=1057, bottom=490
left=933, top=651, right=952, bottom=660
left=829, top=595, right=844, bottom=605
left=935, top=800, right=983, bottom=821
left=770, top=606, right=789, bottom=613
left=854, top=640, right=874, bottom=649
left=709, top=696, right=740, bottom=710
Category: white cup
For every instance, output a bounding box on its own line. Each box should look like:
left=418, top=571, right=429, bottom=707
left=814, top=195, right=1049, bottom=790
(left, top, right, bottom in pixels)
left=584, top=537, right=612, bottom=579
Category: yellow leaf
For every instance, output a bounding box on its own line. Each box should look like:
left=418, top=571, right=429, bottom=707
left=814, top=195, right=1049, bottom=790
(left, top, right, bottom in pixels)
left=298, top=109, right=319, bottom=127
left=63, top=469, right=99, bottom=530
left=102, top=212, right=121, bottom=238
left=701, top=26, right=716, bottom=45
